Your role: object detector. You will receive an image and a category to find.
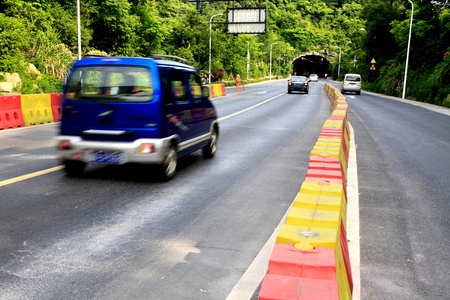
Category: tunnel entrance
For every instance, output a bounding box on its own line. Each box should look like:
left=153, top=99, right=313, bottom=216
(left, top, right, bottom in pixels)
left=292, top=54, right=330, bottom=78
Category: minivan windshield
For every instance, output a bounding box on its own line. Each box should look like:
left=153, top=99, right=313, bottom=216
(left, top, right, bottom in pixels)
left=65, top=66, right=153, bottom=102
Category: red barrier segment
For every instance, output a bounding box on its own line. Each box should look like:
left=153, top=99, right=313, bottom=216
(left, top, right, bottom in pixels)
left=0, top=95, right=25, bottom=130
left=51, top=93, right=63, bottom=122
left=266, top=244, right=337, bottom=279
left=340, top=219, right=353, bottom=293
left=259, top=275, right=339, bottom=300
left=307, top=169, right=345, bottom=182
left=210, top=85, right=215, bottom=98
left=221, top=83, right=226, bottom=96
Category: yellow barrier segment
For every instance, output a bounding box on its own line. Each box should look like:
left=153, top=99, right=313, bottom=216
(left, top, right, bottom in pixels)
left=293, top=192, right=347, bottom=230
left=21, top=94, right=53, bottom=126
left=286, top=207, right=341, bottom=229
left=300, top=181, right=344, bottom=197
left=276, top=225, right=352, bottom=300
left=214, top=84, right=222, bottom=97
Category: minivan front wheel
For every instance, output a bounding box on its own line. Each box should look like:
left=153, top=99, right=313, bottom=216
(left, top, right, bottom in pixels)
left=159, top=145, right=177, bottom=181
left=203, top=128, right=218, bottom=159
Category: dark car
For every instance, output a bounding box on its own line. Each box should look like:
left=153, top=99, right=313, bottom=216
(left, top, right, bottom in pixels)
left=56, top=55, right=219, bottom=180
left=288, top=76, right=309, bottom=94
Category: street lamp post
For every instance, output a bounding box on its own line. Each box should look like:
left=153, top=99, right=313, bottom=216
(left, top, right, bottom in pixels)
left=270, top=42, right=278, bottom=80
left=402, top=0, right=414, bottom=99
left=77, top=0, right=81, bottom=60
left=330, top=45, right=342, bottom=78
left=209, top=13, right=223, bottom=84
left=349, top=41, right=357, bottom=68
left=247, top=42, right=250, bottom=80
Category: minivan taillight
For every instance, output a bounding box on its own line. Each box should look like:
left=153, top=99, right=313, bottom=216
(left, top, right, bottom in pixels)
left=138, top=143, right=154, bottom=154
left=59, top=140, right=71, bottom=150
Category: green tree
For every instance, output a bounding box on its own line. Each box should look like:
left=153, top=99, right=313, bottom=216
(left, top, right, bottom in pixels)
left=90, top=0, right=139, bottom=55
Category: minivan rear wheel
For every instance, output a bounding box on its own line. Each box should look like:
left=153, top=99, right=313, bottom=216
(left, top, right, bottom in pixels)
left=64, top=160, right=86, bottom=177
left=159, top=145, right=177, bottom=181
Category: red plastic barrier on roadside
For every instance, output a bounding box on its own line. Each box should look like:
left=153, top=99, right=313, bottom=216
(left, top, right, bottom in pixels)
left=51, top=93, right=63, bottom=122
left=259, top=245, right=340, bottom=300
left=209, top=85, right=215, bottom=98
left=0, top=95, right=25, bottom=130
left=221, top=83, right=226, bottom=96
left=340, top=220, right=353, bottom=293
left=259, top=275, right=339, bottom=300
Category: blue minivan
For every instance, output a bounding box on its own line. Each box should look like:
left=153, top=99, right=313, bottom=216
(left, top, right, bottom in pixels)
left=56, top=56, right=219, bottom=180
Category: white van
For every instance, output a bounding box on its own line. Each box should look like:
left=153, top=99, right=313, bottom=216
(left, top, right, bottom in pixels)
left=341, top=74, right=361, bottom=95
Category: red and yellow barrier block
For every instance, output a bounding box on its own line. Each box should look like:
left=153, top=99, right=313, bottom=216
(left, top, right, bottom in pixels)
left=259, top=82, right=353, bottom=299
left=0, top=93, right=64, bottom=130
left=206, top=84, right=226, bottom=99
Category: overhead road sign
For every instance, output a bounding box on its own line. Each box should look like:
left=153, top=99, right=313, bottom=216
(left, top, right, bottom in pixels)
left=227, top=8, right=267, bottom=34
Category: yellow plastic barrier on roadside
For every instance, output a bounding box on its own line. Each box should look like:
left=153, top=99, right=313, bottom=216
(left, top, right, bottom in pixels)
left=286, top=207, right=342, bottom=230
left=214, top=84, right=222, bottom=97
left=21, top=94, right=53, bottom=126
left=293, top=191, right=347, bottom=230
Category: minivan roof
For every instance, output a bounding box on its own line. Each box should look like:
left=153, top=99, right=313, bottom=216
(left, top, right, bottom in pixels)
left=72, top=56, right=195, bottom=71
left=345, top=73, right=361, bottom=77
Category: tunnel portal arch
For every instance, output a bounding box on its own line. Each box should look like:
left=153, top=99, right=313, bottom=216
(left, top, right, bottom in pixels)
left=292, top=54, right=330, bottom=78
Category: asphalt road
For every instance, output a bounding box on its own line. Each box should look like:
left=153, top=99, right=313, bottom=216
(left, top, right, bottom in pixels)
left=1, top=80, right=449, bottom=299
left=328, top=83, right=450, bottom=300
left=0, top=79, right=332, bottom=299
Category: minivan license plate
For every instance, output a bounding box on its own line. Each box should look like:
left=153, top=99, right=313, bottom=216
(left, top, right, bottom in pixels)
left=91, top=151, right=124, bottom=164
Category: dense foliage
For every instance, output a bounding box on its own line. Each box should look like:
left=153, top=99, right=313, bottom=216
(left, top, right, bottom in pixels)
left=0, top=0, right=448, bottom=106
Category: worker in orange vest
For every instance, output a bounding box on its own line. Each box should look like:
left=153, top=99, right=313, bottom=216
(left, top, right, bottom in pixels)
left=236, top=74, right=241, bottom=92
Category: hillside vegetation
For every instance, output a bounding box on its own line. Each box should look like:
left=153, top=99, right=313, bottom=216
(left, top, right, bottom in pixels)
left=0, top=0, right=448, bottom=106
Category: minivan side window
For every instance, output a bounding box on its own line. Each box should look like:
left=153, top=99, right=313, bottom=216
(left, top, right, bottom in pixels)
left=188, top=72, right=202, bottom=103
left=159, top=68, right=173, bottom=105
left=170, top=69, right=188, bottom=104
